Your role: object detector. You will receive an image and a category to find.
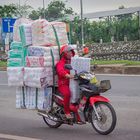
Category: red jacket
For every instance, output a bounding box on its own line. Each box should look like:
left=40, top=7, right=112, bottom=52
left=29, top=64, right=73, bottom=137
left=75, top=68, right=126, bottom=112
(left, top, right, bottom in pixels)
left=56, top=57, right=70, bottom=87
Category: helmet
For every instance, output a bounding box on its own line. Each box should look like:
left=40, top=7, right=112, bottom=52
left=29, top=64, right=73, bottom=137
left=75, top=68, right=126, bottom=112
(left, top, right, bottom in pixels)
left=60, top=45, right=75, bottom=58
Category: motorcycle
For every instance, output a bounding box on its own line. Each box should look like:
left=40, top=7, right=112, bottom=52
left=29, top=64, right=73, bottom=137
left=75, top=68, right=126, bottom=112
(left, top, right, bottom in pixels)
left=38, top=64, right=117, bottom=135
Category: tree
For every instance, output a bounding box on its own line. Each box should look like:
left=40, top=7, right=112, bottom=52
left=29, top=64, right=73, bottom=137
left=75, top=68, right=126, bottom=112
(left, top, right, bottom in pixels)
left=0, top=4, right=17, bottom=17
left=29, top=0, right=74, bottom=21
left=14, top=4, right=33, bottom=18
left=29, top=8, right=46, bottom=20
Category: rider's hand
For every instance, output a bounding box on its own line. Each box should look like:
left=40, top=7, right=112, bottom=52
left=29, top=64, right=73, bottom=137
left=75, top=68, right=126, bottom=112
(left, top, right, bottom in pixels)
left=65, top=74, right=74, bottom=79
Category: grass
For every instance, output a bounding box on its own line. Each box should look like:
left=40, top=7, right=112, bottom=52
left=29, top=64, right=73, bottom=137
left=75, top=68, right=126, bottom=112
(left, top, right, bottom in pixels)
left=0, top=61, right=7, bottom=67
left=0, top=60, right=140, bottom=68
left=91, top=60, right=140, bottom=66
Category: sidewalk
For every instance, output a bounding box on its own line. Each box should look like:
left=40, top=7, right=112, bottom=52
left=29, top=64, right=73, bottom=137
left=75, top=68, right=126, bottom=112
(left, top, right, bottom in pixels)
left=92, top=64, right=140, bottom=75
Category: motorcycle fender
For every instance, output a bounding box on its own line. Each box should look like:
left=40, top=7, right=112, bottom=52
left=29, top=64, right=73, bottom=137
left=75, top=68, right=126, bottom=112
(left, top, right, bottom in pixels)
left=89, top=95, right=110, bottom=106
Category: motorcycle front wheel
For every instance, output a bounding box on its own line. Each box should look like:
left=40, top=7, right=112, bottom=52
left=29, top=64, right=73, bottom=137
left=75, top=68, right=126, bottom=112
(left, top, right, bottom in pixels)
left=90, top=101, right=117, bottom=135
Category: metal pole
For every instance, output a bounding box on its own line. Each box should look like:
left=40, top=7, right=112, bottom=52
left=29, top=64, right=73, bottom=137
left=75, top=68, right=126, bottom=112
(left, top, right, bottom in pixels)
left=80, top=0, right=84, bottom=47
left=19, top=0, right=21, bottom=8
left=18, top=0, right=21, bottom=17
left=43, top=0, right=45, bottom=18
left=138, top=11, right=140, bottom=40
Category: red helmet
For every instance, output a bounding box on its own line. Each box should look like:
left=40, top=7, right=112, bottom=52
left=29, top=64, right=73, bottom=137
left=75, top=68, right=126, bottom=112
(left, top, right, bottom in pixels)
left=60, top=45, right=75, bottom=57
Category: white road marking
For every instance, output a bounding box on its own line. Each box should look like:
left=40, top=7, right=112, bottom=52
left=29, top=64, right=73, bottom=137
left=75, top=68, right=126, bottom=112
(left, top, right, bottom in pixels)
left=0, top=84, right=8, bottom=86
left=96, top=74, right=140, bottom=77
left=0, top=133, right=41, bottom=140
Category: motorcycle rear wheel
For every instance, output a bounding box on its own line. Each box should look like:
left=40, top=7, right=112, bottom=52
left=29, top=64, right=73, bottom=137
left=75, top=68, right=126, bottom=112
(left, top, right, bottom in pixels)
left=90, top=101, right=117, bottom=135
left=43, top=114, right=62, bottom=128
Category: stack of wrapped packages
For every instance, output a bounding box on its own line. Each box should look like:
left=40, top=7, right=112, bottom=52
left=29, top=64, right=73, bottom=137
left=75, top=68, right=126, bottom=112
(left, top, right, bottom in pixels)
left=70, top=57, right=91, bottom=103
left=7, top=42, right=25, bottom=86
left=7, top=18, right=69, bottom=111
left=13, top=18, right=32, bottom=42
left=31, top=19, right=68, bottom=46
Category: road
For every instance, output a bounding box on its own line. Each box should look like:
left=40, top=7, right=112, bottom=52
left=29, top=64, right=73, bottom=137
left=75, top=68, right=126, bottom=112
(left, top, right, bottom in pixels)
left=0, top=71, right=140, bottom=140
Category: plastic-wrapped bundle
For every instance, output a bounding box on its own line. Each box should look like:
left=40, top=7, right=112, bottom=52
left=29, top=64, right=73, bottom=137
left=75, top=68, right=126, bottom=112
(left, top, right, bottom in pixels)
left=27, top=45, right=51, bottom=57
left=27, top=45, right=60, bottom=65
left=70, top=57, right=91, bottom=103
left=19, top=23, right=32, bottom=46
left=7, top=58, right=23, bottom=67
left=16, top=86, right=39, bottom=109
left=37, top=87, right=52, bottom=111
left=25, top=87, right=37, bottom=109
left=26, top=56, right=52, bottom=67
left=24, top=67, right=53, bottom=88
left=31, top=19, right=54, bottom=46
left=16, top=86, right=52, bottom=110
left=51, top=21, right=69, bottom=46
left=31, top=19, right=68, bottom=46
left=13, top=18, right=32, bottom=42
left=71, top=57, right=91, bottom=73
left=8, top=42, right=27, bottom=67
left=10, top=41, right=23, bottom=50
left=16, top=86, right=25, bottom=108
left=50, top=46, right=61, bottom=65
left=8, top=50, right=23, bottom=58
left=7, top=67, right=24, bottom=86
left=70, top=70, right=80, bottom=103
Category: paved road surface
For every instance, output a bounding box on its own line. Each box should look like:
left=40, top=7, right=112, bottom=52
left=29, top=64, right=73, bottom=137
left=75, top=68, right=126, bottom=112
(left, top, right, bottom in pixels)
left=0, top=72, right=140, bottom=140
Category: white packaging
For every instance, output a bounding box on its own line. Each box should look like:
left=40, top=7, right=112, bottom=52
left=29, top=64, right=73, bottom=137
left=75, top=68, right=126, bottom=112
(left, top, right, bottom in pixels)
left=27, top=45, right=51, bottom=57
left=24, top=67, right=53, bottom=88
left=31, top=19, right=68, bottom=46
left=71, top=57, right=91, bottom=73
left=70, top=70, right=80, bottom=103
left=16, top=86, right=52, bottom=110
left=26, top=56, right=52, bottom=67
left=37, top=87, right=52, bottom=111
left=51, top=22, right=69, bottom=46
left=13, top=18, right=32, bottom=42
left=70, top=57, right=91, bottom=103
left=25, top=87, right=37, bottom=109
left=7, top=67, right=24, bottom=86
left=19, top=23, right=32, bottom=46
left=16, top=86, right=24, bottom=108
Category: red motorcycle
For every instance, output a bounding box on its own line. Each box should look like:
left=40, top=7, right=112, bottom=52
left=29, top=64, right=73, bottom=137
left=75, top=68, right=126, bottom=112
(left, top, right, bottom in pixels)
left=38, top=65, right=117, bottom=135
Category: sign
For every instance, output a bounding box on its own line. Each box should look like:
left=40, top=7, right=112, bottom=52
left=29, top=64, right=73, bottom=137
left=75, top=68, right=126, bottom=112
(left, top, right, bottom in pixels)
left=2, top=18, right=16, bottom=33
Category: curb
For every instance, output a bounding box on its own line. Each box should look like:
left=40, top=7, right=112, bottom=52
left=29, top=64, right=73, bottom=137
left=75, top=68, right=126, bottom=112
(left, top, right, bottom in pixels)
left=93, top=65, right=140, bottom=75
left=0, top=67, right=7, bottom=71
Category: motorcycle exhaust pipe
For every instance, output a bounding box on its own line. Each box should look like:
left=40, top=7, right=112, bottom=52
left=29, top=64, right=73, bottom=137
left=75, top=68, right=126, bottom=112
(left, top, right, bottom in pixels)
left=37, top=112, right=62, bottom=123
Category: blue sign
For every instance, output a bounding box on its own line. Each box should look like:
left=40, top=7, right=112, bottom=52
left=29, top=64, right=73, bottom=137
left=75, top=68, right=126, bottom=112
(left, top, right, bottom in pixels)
left=2, top=18, right=16, bottom=33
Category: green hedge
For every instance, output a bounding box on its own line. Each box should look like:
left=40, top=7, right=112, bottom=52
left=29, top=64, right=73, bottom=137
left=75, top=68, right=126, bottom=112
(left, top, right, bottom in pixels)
left=91, top=60, right=140, bottom=65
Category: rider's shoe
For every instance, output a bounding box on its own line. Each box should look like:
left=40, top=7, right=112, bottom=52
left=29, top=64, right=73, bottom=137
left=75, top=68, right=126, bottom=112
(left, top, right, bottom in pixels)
left=77, top=121, right=86, bottom=125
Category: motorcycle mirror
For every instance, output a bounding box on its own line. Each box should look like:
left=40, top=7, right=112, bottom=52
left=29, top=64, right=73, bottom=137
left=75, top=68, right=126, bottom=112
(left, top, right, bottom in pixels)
left=64, top=64, right=73, bottom=70
left=93, top=64, right=97, bottom=69
left=91, top=64, right=97, bottom=71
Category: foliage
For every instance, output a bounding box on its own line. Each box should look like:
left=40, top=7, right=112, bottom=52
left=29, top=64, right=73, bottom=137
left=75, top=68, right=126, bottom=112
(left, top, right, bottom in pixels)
left=0, top=61, right=7, bottom=67
left=0, top=4, right=17, bottom=17
left=0, top=4, right=33, bottom=18
left=0, top=2, right=139, bottom=44
left=29, top=8, right=46, bottom=20
left=14, top=4, right=33, bottom=18
left=29, top=0, right=74, bottom=21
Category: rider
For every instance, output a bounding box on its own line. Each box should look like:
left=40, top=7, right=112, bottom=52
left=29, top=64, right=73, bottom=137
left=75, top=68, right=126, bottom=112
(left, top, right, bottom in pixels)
left=82, top=45, right=89, bottom=56
left=56, top=44, right=75, bottom=119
